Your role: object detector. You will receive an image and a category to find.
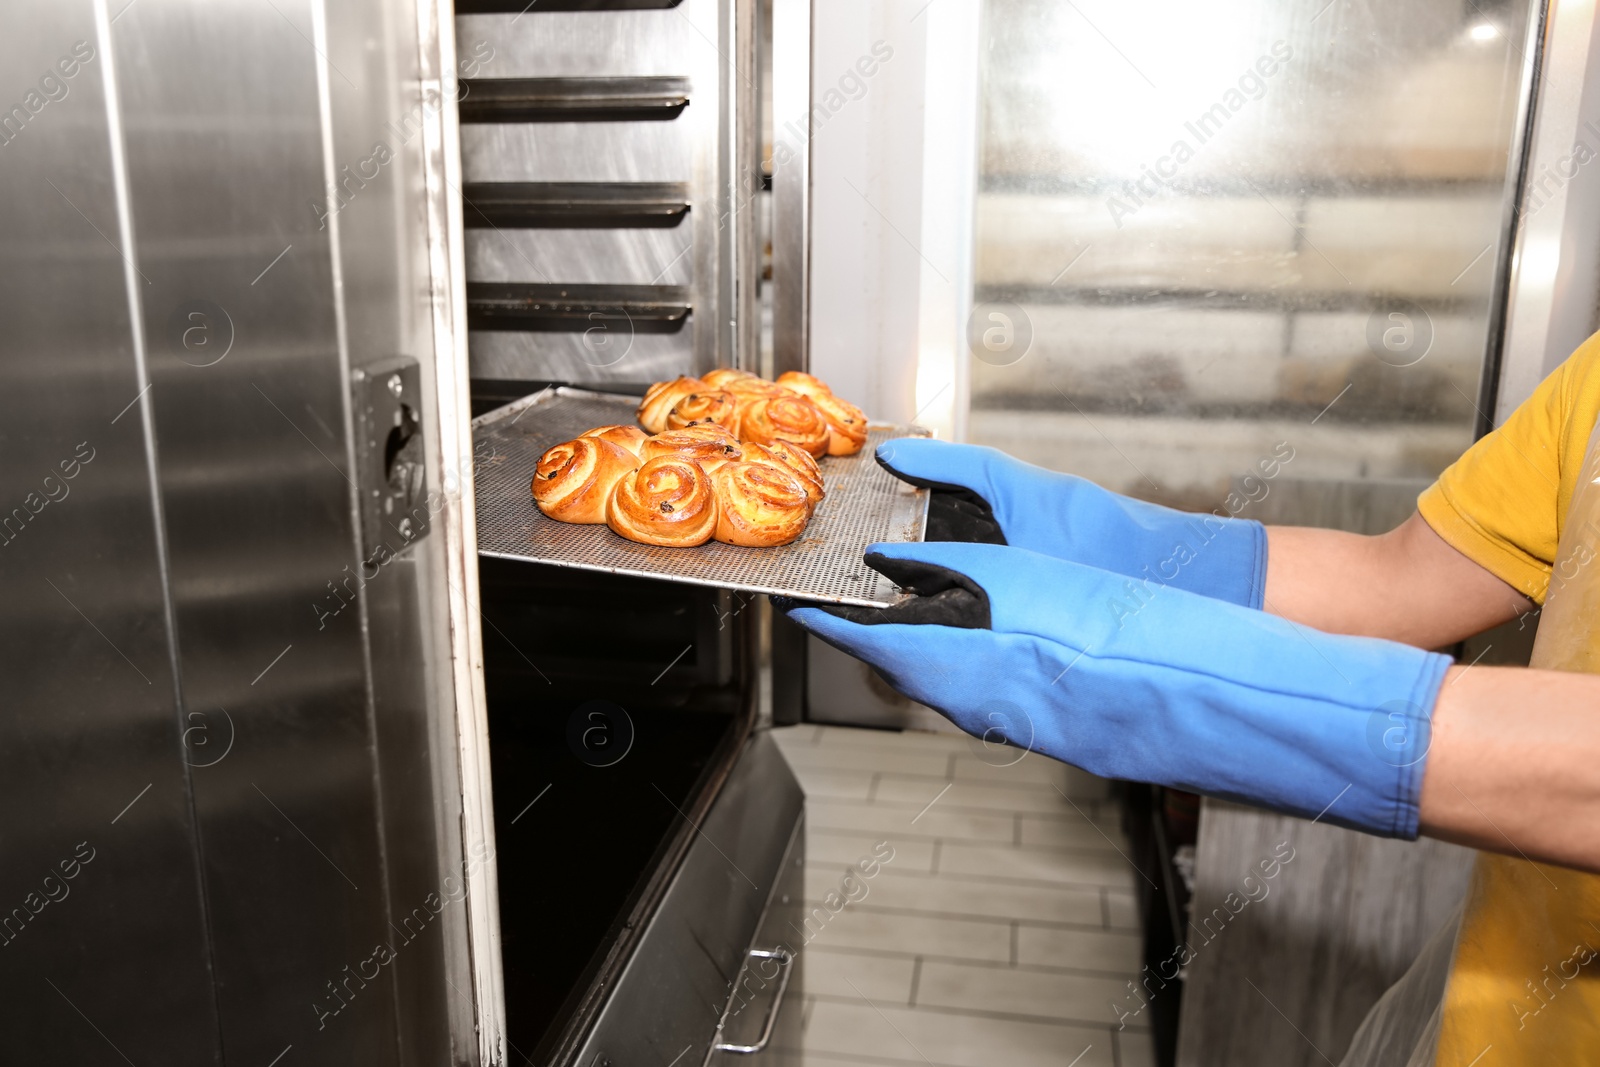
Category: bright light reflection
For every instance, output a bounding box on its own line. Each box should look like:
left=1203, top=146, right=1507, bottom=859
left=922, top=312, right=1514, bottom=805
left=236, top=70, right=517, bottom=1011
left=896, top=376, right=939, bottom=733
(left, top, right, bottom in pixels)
left=1037, top=0, right=1269, bottom=173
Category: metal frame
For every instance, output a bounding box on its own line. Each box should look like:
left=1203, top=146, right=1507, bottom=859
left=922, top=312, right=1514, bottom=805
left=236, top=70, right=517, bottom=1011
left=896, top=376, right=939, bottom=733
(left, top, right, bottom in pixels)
left=915, top=0, right=981, bottom=443
left=1492, top=0, right=1600, bottom=424
left=770, top=0, right=813, bottom=376
left=413, top=0, right=507, bottom=1061
left=723, top=0, right=764, bottom=372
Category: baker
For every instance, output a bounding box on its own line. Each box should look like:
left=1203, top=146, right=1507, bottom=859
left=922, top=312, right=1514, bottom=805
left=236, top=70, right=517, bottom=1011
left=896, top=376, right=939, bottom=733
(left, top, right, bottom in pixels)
left=780, top=335, right=1600, bottom=1062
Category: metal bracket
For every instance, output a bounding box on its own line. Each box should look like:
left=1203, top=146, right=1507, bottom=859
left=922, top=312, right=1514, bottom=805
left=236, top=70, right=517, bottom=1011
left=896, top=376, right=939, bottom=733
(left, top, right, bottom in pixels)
left=459, top=77, right=691, bottom=123
left=462, top=182, right=691, bottom=229
left=352, top=357, right=429, bottom=561
left=466, top=283, right=691, bottom=334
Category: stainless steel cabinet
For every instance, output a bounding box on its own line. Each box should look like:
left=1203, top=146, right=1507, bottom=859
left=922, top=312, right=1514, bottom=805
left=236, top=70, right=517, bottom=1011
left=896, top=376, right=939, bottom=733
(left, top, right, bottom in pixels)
left=0, top=0, right=488, bottom=1061
left=0, top=0, right=801, bottom=1063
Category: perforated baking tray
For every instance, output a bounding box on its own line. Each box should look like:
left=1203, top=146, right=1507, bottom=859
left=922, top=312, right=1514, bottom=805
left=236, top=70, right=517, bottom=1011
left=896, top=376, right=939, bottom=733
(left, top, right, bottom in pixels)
left=472, top=387, right=929, bottom=606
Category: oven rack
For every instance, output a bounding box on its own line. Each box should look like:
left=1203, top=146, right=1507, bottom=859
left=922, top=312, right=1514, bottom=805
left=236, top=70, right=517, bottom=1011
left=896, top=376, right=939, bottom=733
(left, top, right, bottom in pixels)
left=471, top=387, right=929, bottom=606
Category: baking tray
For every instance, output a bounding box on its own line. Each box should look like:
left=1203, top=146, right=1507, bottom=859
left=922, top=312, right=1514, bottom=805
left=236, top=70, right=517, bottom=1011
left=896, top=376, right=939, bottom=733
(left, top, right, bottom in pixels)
left=472, top=387, right=929, bottom=606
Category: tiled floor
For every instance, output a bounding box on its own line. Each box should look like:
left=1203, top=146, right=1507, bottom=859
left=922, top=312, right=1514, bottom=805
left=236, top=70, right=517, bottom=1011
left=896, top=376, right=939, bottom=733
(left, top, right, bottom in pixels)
left=770, top=724, right=1157, bottom=1067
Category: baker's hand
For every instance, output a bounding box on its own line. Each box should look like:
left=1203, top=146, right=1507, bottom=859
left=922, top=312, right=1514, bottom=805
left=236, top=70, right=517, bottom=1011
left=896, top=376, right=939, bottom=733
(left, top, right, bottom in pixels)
left=877, top=438, right=1267, bottom=608
left=780, top=541, right=1450, bottom=839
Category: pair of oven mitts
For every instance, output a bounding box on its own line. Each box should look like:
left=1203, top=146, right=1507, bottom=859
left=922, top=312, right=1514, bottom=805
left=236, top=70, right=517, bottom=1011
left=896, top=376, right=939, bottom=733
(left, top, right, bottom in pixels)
left=775, top=440, right=1450, bottom=839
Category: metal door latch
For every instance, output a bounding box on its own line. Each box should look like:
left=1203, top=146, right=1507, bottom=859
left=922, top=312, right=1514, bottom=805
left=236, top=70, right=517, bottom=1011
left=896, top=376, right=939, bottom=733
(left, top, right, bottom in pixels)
left=711, top=946, right=794, bottom=1055
left=353, top=357, right=428, bottom=560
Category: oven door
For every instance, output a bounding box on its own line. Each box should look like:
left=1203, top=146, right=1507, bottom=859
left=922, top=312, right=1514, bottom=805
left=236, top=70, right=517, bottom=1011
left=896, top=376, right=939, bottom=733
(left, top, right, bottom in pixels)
left=0, top=1, right=809, bottom=1064
left=473, top=541, right=807, bottom=1065
left=565, top=734, right=806, bottom=1067
left=0, top=0, right=494, bottom=1064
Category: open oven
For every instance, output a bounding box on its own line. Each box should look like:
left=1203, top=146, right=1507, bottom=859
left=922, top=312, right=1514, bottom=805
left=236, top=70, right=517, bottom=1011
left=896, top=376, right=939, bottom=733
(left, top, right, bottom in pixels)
left=476, top=554, right=804, bottom=1066
left=459, top=0, right=810, bottom=1060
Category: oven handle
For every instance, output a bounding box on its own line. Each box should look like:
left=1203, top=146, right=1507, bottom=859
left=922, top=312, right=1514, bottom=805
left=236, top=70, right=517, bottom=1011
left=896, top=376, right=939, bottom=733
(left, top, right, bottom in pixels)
left=712, top=947, right=795, bottom=1055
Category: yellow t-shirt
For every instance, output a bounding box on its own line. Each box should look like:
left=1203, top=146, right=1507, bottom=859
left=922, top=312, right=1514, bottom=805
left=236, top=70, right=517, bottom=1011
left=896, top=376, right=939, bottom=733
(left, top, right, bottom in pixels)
left=1417, top=332, right=1600, bottom=1064
left=1418, top=332, right=1600, bottom=604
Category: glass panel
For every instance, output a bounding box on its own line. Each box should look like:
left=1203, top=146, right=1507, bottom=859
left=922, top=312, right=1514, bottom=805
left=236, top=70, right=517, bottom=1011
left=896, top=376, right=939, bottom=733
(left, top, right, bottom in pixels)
left=969, top=0, right=1533, bottom=528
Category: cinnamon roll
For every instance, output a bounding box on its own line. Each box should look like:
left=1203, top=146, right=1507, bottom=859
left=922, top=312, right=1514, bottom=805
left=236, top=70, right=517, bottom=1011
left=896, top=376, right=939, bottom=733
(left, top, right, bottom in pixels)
left=640, top=426, right=745, bottom=472
left=666, top=389, right=739, bottom=433
left=738, top=394, right=831, bottom=458
left=607, top=456, right=718, bottom=547
left=680, top=420, right=738, bottom=440
left=774, top=370, right=831, bottom=402
left=719, top=376, right=793, bottom=438
left=701, top=367, right=758, bottom=389
left=532, top=437, right=637, bottom=525
left=637, top=376, right=705, bottom=434
left=721, top=375, right=790, bottom=398
left=580, top=424, right=650, bottom=456
left=809, top=393, right=870, bottom=456
left=745, top=442, right=825, bottom=507
left=711, top=462, right=812, bottom=547
left=764, top=439, right=825, bottom=488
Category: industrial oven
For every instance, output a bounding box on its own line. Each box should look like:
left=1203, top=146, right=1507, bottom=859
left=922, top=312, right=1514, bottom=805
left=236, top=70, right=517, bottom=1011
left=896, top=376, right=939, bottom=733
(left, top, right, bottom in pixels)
left=0, top=0, right=810, bottom=1063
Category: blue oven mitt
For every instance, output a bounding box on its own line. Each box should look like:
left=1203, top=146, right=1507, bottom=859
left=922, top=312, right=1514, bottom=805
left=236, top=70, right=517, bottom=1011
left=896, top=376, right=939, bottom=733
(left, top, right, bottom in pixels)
left=781, top=541, right=1450, bottom=838
left=877, top=438, right=1267, bottom=608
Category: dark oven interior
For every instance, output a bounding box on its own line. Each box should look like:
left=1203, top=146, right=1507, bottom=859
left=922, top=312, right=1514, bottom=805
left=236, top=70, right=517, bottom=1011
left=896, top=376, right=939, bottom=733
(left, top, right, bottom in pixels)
left=458, top=0, right=769, bottom=1047
left=473, top=386, right=759, bottom=1063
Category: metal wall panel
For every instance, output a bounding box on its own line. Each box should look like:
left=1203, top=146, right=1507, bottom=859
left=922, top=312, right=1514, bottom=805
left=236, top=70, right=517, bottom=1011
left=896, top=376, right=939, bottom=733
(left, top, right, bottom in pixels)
left=458, top=0, right=756, bottom=384
left=469, top=329, right=698, bottom=384
left=0, top=0, right=222, bottom=1060
left=462, top=123, right=694, bottom=182
left=466, top=228, right=694, bottom=286
left=457, top=11, right=701, bottom=78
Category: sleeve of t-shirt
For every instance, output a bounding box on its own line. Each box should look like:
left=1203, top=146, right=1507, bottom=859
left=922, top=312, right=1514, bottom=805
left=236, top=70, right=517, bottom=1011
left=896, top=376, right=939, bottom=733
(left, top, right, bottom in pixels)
left=1416, top=356, right=1574, bottom=604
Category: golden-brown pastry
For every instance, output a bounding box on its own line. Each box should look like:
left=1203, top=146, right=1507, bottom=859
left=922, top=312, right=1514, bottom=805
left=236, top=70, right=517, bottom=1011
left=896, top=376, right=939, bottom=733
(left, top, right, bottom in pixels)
left=745, top=442, right=825, bottom=507
left=719, top=376, right=794, bottom=437
left=666, top=389, right=738, bottom=433
left=701, top=367, right=758, bottom=389
left=723, top=379, right=790, bottom=404
left=738, top=394, right=831, bottom=458
left=809, top=393, right=869, bottom=456
left=724, top=375, right=785, bottom=408
left=774, top=370, right=831, bottom=402
left=532, top=437, right=637, bottom=525
left=711, top=462, right=811, bottom=547
left=764, top=439, right=825, bottom=488
left=580, top=424, right=650, bottom=456
left=640, top=426, right=745, bottom=472
left=637, top=376, right=705, bottom=434
left=607, top=456, right=718, bottom=547
left=679, top=420, right=738, bottom=440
